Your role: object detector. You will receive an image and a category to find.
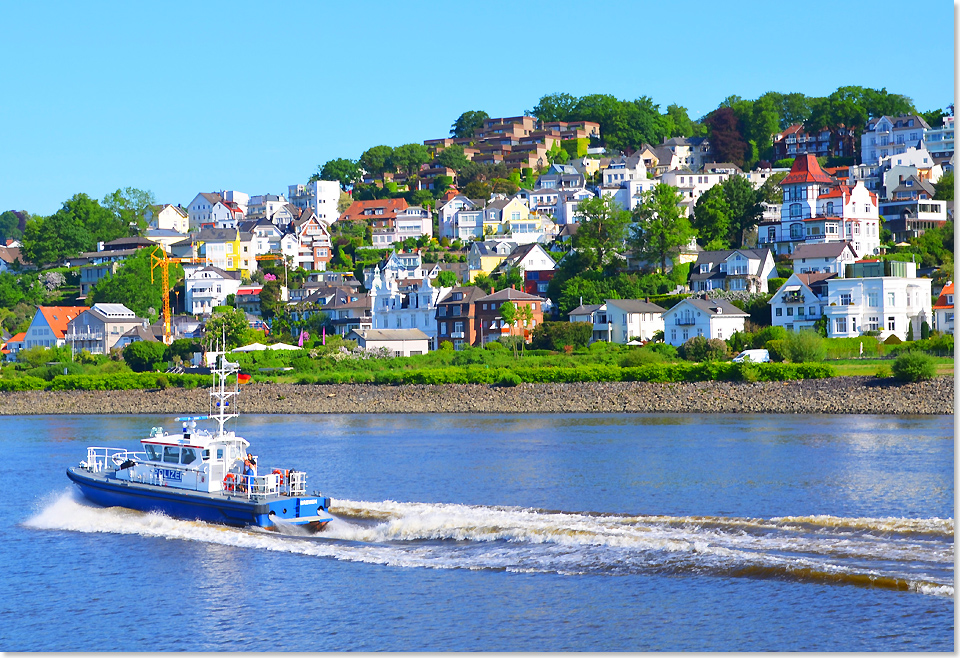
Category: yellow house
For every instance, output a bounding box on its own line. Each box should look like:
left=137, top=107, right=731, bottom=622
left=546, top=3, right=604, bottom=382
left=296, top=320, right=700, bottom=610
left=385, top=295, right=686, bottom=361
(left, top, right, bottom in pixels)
left=467, top=239, right=517, bottom=282
left=482, top=197, right=529, bottom=236
left=196, top=228, right=258, bottom=278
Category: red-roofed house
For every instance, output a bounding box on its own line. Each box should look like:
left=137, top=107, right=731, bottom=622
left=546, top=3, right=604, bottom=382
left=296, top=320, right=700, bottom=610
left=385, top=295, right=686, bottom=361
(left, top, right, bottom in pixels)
left=338, top=198, right=408, bottom=223
left=24, top=306, right=90, bottom=350
left=760, top=156, right=881, bottom=258
left=2, top=331, right=26, bottom=360
left=933, top=282, right=954, bottom=334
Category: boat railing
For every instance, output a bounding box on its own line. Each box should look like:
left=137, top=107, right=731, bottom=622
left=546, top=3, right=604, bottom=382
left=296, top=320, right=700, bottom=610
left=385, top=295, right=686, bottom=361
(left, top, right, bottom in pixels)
left=81, top=447, right=142, bottom=473
left=221, top=469, right=307, bottom=499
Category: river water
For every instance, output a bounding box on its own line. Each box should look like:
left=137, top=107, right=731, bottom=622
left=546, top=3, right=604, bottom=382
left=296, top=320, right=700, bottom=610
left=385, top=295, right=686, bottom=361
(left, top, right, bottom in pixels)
left=1, top=413, right=953, bottom=651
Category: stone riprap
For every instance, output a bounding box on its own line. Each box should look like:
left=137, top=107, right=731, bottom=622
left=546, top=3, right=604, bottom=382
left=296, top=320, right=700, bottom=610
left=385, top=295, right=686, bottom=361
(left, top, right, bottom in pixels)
left=0, top=376, right=952, bottom=415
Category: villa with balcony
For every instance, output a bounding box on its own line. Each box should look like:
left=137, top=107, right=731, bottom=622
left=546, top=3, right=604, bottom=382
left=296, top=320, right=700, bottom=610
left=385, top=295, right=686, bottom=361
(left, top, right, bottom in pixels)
left=662, top=298, right=748, bottom=347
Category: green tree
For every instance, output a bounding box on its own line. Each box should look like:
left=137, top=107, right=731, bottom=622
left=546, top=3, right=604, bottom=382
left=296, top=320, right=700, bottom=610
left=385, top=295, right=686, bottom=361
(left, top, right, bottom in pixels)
left=437, top=144, right=469, bottom=178
left=391, top=143, right=431, bottom=178
left=259, top=278, right=283, bottom=319
left=450, top=110, right=489, bottom=138
left=528, top=93, right=579, bottom=122
left=203, top=308, right=249, bottom=349
left=630, top=184, right=696, bottom=272
left=89, top=247, right=182, bottom=320
left=436, top=270, right=458, bottom=287
left=123, top=340, right=167, bottom=372
left=102, top=187, right=156, bottom=236
left=663, top=103, right=697, bottom=137
left=22, top=193, right=126, bottom=266
left=317, top=158, right=362, bottom=190
left=934, top=171, right=954, bottom=201
left=463, top=180, right=490, bottom=200
left=571, top=195, right=632, bottom=272
left=0, top=272, right=24, bottom=308
left=723, top=175, right=763, bottom=247
left=691, top=186, right=731, bottom=249
left=359, top=145, right=395, bottom=183
left=0, top=210, right=25, bottom=243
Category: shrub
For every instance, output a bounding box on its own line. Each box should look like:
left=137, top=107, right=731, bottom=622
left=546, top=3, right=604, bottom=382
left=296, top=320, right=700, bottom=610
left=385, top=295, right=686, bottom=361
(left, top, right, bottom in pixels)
left=874, top=364, right=891, bottom=378
left=619, top=347, right=666, bottom=368
left=765, top=339, right=786, bottom=362
left=0, top=375, right=46, bottom=391
left=883, top=334, right=903, bottom=345
left=438, top=341, right=453, bottom=351
left=484, top=341, right=504, bottom=351
left=705, top=338, right=728, bottom=361
left=891, top=351, right=936, bottom=382
left=752, top=325, right=788, bottom=349
left=123, top=341, right=168, bottom=372
left=647, top=342, right=678, bottom=360
left=497, top=371, right=522, bottom=387
left=530, top=321, right=593, bottom=351
left=783, top=330, right=826, bottom=363
left=678, top=336, right=708, bottom=362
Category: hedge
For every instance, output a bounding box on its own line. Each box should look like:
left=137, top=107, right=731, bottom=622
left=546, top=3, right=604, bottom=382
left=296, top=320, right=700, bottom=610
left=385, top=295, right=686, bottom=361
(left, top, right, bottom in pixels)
left=46, top=373, right=209, bottom=391
left=291, top=362, right=835, bottom=385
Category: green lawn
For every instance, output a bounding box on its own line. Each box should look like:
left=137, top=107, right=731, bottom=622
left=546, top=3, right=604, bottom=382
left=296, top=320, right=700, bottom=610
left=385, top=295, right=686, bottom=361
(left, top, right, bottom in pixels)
left=829, top=357, right=955, bottom=377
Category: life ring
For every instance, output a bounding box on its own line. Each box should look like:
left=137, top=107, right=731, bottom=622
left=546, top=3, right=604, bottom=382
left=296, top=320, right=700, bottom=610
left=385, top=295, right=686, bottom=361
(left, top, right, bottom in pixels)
left=223, top=473, right=236, bottom=492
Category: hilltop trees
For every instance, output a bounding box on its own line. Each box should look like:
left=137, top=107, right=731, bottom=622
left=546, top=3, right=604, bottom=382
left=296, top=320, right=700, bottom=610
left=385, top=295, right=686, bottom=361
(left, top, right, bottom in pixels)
left=450, top=110, right=489, bottom=139
left=21, top=193, right=128, bottom=267
left=571, top=195, right=632, bottom=272
left=101, top=187, right=156, bottom=236
left=315, top=158, right=362, bottom=190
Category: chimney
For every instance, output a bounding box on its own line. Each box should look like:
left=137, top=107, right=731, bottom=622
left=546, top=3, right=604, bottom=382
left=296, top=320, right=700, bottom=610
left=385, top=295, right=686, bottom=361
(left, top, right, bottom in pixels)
left=491, top=287, right=495, bottom=294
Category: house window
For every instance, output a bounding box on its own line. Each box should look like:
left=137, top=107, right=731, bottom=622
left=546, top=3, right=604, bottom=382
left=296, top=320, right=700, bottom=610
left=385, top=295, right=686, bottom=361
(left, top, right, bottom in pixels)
left=835, top=317, right=847, bottom=333
left=888, top=317, right=895, bottom=331
left=786, top=307, right=794, bottom=316
left=840, top=293, right=851, bottom=305
left=887, top=292, right=895, bottom=306
left=868, top=316, right=879, bottom=331
left=454, top=321, right=463, bottom=334
left=867, top=292, right=878, bottom=307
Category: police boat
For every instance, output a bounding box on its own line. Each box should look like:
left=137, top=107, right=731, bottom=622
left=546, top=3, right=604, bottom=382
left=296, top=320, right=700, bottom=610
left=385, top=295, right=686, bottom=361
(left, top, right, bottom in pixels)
left=66, top=355, right=333, bottom=532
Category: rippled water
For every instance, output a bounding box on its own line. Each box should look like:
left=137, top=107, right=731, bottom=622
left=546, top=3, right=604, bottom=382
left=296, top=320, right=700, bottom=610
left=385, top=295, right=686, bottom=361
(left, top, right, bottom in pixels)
left=1, top=413, right=953, bottom=651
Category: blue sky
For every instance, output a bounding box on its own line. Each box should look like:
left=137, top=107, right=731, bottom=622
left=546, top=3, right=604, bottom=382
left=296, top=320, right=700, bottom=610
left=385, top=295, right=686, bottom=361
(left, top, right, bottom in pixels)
left=0, top=0, right=954, bottom=216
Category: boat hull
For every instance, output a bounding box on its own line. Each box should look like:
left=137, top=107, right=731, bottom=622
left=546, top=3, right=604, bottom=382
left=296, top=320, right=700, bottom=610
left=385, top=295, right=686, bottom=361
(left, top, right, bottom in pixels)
left=67, top=467, right=332, bottom=531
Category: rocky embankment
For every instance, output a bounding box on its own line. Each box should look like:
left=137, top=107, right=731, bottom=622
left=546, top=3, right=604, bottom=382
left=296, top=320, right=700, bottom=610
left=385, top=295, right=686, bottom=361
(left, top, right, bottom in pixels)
left=0, top=376, right=952, bottom=415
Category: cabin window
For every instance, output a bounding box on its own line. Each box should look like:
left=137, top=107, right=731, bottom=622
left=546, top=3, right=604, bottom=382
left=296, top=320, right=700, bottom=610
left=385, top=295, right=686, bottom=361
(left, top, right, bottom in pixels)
left=217, top=448, right=224, bottom=460
left=181, top=448, right=197, bottom=465
left=145, top=444, right=162, bottom=461
left=201, top=449, right=210, bottom=461
left=163, top=446, right=181, bottom=464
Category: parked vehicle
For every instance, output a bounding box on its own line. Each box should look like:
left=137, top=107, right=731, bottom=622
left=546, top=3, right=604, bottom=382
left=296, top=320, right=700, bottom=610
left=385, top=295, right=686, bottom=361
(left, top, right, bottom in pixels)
left=732, top=349, right=770, bottom=363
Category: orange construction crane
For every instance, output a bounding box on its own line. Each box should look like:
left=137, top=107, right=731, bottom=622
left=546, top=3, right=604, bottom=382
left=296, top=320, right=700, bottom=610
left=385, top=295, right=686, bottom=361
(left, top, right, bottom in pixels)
left=150, top=246, right=209, bottom=345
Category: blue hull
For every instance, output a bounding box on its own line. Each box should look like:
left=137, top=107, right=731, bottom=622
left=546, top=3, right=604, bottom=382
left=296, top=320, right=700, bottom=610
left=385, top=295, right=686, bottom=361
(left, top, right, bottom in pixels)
left=67, top=467, right=332, bottom=531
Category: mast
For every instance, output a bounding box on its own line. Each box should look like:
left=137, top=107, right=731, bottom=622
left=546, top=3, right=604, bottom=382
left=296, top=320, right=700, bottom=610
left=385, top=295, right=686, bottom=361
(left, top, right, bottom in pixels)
left=212, top=353, right=241, bottom=438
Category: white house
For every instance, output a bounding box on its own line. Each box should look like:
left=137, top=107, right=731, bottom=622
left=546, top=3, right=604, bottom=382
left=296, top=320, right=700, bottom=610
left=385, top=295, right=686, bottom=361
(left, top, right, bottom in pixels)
left=369, top=273, right=451, bottom=349
left=662, top=298, right=748, bottom=347
left=823, top=260, right=932, bottom=341
left=769, top=273, right=836, bottom=332
left=568, top=303, right=610, bottom=343
left=932, top=282, right=954, bottom=334
left=789, top=242, right=857, bottom=277
left=438, top=195, right=480, bottom=240
left=147, top=204, right=189, bottom=234
left=288, top=181, right=340, bottom=225
left=347, top=328, right=430, bottom=357
left=861, top=115, right=931, bottom=166
left=184, top=266, right=242, bottom=315
left=495, top=243, right=556, bottom=275
left=65, top=304, right=146, bottom=355
left=554, top=188, right=596, bottom=225
left=371, top=207, right=433, bottom=247
left=604, top=299, right=665, bottom=344
left=660, top=168, right=733, bottom=216
left=689, top=248, right=777, bottom=293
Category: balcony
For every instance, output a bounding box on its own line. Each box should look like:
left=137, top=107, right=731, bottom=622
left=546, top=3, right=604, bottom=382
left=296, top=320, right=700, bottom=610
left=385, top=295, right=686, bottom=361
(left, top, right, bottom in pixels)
left=675, top=317, right=696, bottom=326
left=451, top=331, right=465, bottom=338
left=66, top=331, right=104, bottom=341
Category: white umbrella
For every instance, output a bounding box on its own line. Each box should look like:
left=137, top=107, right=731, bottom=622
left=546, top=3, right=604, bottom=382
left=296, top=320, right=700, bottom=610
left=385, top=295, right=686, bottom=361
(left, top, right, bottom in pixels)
left=267, top=342, right=302, bottom=350
left=231, top=342, right=268, bottom=352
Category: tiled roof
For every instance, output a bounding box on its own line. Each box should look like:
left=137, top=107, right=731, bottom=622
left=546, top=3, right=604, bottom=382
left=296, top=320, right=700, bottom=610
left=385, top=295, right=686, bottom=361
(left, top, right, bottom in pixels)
left=339, top=198, right=408, bottom=222
left=39, top=306, right=90, bottom=339
left=780, top=154, right=835, bottom=186
left=605, top=299, right=666, bottom=313
left=675, top=298, right=748, bottom=317
left=790, top=242, right=855, bottom=260
left=933, top=282, right=954, bottom=309
left=568, top=303, right=605, bottom=316
left=477, top=288, right=546, bottom=303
